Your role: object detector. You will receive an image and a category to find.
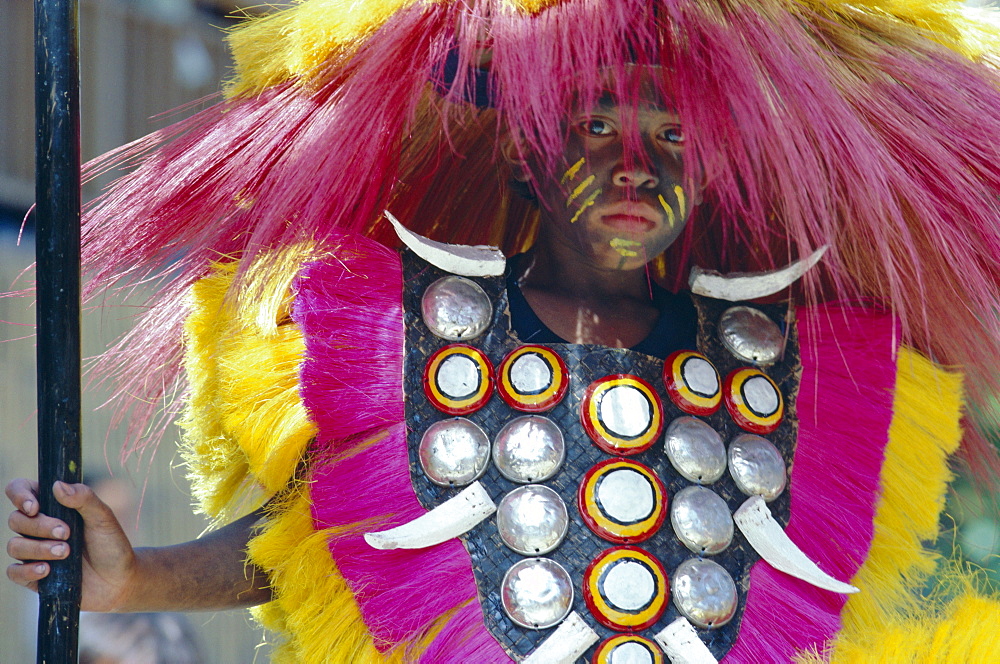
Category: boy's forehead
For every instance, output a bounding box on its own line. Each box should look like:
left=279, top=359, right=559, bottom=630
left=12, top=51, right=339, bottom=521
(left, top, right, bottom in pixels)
left=591, top=90, right=675, bottom=114
left=563, top=65, right=677, bottom=114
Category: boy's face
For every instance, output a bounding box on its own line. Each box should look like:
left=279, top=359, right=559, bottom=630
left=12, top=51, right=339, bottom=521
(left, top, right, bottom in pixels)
left=527, top=93, right=695, bottom=271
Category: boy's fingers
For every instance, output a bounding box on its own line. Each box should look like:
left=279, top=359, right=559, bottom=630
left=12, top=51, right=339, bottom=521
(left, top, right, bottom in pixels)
left=7, top=536, right=69, bottom=562
left=5, top=479, right=40, bottom=516
left=53, top=482, right=120, bottom=531
left=7, top=510, right=69, bottom=541
left=6, top=561, right=45, bottom=590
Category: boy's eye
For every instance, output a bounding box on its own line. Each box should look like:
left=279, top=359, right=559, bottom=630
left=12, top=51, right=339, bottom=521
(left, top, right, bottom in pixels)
left=661, top=126, right=684, bottom=144
left=579, top=119, right=615, bottom=136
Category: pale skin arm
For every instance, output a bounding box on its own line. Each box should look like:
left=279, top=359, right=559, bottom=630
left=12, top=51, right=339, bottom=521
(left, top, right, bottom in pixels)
left=5, top=478, right=271, bottom=612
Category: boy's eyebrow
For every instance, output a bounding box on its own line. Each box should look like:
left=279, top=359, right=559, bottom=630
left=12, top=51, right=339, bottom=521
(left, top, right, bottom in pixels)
left=593, top=90, right=673, bottom=113
left=596, top=92, right=618, bottom=109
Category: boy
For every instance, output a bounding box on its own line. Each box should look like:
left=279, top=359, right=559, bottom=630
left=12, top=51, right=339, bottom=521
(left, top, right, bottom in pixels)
left=9, top=0, right=1000, bottom=661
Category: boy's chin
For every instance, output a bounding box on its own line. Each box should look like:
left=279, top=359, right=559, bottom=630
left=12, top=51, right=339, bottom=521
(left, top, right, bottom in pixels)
left=589, top=249, right=655, bottom=272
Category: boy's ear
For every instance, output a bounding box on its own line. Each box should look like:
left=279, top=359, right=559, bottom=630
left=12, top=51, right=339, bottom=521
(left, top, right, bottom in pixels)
left=689, top=161, right=712, bottom=206
left=499, top=131, right=532, bottom=183
left=693, top=178, right=705, bottom=206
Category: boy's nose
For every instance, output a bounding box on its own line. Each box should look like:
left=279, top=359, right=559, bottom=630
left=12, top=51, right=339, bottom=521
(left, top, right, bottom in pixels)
left=612, top=166, right=659, bottom=189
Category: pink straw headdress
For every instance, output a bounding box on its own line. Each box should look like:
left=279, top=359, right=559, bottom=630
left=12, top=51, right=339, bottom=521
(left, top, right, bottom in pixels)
left=77, top=0, right=1000, bottom=475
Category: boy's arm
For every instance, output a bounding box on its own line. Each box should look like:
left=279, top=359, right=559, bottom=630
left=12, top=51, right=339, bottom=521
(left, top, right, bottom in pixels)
left=6, top=478, right=270, bottom=612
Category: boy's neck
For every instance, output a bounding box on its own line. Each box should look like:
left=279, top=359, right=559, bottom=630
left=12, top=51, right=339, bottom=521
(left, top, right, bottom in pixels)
left=514, top=237, right=660, bottom=347
left=516, top=233, right=654, bottom=302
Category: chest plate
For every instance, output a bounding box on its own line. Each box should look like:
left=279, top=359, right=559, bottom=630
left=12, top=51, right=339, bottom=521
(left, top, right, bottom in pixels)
left=402, top=252, right=799, bottom=661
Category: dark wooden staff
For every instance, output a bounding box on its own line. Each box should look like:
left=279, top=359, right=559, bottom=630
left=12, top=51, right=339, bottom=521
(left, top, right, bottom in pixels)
left=34, top=0, right=83, bottom=661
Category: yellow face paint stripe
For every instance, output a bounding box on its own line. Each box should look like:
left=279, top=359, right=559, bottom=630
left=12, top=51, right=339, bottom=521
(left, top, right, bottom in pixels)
left=658, top=194, right=676, bottom=229
left=674, top=185, right=687, bottom=214
left=567, top=174, right=596, bottom=206
left=569, top=189, right=602, bottom=224
left=560, top=157, right=586, bottom=184
left=610, top=238, right=642, bottom=258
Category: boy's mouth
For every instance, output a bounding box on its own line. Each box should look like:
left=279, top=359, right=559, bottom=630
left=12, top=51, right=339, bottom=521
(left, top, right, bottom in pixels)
left=600, top=203, right=660, bottom=233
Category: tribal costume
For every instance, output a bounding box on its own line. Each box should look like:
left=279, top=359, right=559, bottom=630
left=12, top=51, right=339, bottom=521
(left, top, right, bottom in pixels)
left=79, top=0, right=1000, bottom=661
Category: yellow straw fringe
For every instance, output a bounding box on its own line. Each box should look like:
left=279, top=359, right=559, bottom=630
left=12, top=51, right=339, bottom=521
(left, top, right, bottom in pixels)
left=226, top=0, right=420, bottom=97
left=796, top=347, right=1000, bottom=663
left=224, top=0, right=1000, bottom=97
left=179, top=246, right=318, bottom=522
left=249, top=485, right=396, bottom=663
left=839, top=347, right=962, bottom=633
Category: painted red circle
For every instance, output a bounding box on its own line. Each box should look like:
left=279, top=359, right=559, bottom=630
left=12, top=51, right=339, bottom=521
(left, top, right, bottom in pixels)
left=422, top=343, right=495, bottom=415
left=723, top=367, right=783, bottom=434
left=580, top=375, right=664, bottom=456
left=582, top=546, right=670, bottom=632
left=496, top=345, right=570, bottom=412
left=663, top=350, right=721, bottom=416
left=577, top=458, right=668, bottom=544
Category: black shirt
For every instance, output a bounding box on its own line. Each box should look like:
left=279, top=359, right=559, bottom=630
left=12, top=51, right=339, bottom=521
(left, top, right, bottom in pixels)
left=506, top=260, right=697, bottom=358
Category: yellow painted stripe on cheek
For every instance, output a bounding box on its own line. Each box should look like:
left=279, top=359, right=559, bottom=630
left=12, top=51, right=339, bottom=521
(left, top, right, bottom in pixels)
left=560, top=157, right=586, bottom=184
left=567, top=175, right=596, bottom=206
left=674, top=185, right=687, bottom=214
left=658, top=194, right=676, bottom=229
left=569, top=189, right=602, bottom=224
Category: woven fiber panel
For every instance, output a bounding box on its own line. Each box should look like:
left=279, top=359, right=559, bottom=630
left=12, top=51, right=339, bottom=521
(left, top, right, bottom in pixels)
left=402, top=251, right=798, bottom=660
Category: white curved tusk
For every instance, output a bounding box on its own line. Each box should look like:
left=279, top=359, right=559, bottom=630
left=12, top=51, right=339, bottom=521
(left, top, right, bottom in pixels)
left=364, top=482, right=496, bottom=550
left=522, top=612, right=599, bottom=664
left=734, top=496, right=859, bottom=594
left=385, top=210, right=507, bottom=277
left=654, top=617, right=718, bottom=664
left=689, top=246, right=828, bottom=301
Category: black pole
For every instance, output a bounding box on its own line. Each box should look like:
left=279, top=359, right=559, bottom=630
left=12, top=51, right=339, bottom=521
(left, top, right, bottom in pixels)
left=34, top=0, right=83, bottom=661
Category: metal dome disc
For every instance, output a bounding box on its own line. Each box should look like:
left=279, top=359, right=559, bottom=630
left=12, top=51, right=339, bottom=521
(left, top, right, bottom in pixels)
left=663, top=416, right=727, bottom=484
left=492, top=415, right=566, bottom=484
left=421, top=275, right=492, bottom=341
left=500, top=558, right=574, bottom=629
left=718, top=306, right=784, bottom=366
left=417, top=417, right=491, bottom=487
left=496, top=485, right=569, bottom=556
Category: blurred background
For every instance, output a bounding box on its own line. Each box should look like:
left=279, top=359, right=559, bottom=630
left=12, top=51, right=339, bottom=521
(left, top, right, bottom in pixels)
left=1, top=0, right=271, bottom=661
left=2, top=0, right=999, bottom=662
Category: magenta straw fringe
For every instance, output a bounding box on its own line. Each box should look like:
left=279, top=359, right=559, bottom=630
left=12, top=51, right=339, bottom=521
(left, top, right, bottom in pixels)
left=725, top=304, right=898, bottom=661
left=292, top=236, right=507, bottom=660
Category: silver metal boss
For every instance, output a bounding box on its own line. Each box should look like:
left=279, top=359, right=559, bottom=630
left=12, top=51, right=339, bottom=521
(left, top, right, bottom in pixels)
left=496, top=485, right=569, bottom=556
left=718, top=306, right=784, bottom=366
left=670, top=485, right=734, bottom=555
left=501, top=558, right=574, bottom=629
left=421, top=275, right=492, bottom=341
left=418, top=418, right=490, bottom=487
left=664, top=416, right=727, bottom=484
left=672, top=558, right=739, bottom=629
left=728, top=433, right=787, bottom=501
left=492, top=415, right=566, bottom=483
